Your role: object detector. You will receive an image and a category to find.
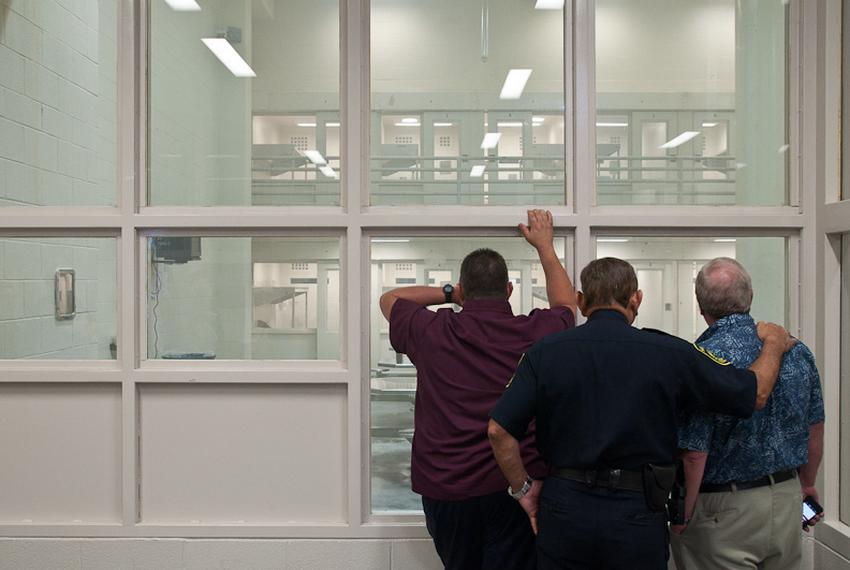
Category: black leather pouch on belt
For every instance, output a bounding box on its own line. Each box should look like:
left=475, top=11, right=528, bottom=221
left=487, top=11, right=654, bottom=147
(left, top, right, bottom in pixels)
left=642, top=464, right=677, bottom=512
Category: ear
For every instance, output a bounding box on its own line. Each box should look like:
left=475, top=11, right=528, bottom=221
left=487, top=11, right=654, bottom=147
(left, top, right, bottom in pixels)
left=577, top=291, right=588, bottom=316
left=631, top=290, right=643, bottom=313
left=506, top=281, right=514, bottom=299
left=455, top=283, right=465, bottom=303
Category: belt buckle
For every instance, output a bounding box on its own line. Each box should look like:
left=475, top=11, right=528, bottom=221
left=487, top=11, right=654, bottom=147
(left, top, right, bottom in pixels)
left=609, top=469, right=621, bottom=490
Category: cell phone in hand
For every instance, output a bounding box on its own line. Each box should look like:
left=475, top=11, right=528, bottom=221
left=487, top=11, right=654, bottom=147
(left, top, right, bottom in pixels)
left=802, top=496, right=823, bottom=528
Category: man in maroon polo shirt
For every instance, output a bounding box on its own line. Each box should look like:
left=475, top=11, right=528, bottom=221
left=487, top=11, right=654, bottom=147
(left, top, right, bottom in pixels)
left=379, top=210, right=576, bottom=570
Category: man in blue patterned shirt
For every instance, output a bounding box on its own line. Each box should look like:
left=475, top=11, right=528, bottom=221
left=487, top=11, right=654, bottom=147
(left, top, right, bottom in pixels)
left=670, top=257, right=825, bottom=570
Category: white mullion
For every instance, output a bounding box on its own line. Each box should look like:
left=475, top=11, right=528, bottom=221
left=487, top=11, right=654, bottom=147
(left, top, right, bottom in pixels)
left=563, top=1, right=575, bottom=210
left=119, top=0, right=143, bottom=530
left=822, top=235, right=844, bottom=543
left=573, top=0, right=595, bottom=215
left=343, top=0, right=367, bottom=529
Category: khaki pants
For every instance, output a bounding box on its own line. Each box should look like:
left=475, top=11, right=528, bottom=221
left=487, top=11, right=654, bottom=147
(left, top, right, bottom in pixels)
left=670, top=476, right=802, bottom=570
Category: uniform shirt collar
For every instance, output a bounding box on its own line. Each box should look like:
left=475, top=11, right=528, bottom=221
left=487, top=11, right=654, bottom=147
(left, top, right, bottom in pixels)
left=587, top=309, right=629, bottom=324
left=461, top=298, right=514, bottom=314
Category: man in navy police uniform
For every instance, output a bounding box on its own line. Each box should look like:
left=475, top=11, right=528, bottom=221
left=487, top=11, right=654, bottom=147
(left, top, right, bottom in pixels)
left=488, top=257, right=795, bottom=570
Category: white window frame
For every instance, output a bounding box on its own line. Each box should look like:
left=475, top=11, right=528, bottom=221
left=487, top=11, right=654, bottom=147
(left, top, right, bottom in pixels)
left=0, top=0, right=823, bottom=541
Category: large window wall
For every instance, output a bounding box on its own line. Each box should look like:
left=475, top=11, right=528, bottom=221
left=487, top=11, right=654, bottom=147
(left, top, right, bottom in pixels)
left=0, top=1, right=840, bottom=560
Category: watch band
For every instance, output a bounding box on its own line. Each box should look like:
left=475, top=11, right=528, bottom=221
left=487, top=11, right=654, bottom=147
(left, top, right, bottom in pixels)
left=443, top=284, right=454, bottom=304
left=508, top=476, right=533, bottom=500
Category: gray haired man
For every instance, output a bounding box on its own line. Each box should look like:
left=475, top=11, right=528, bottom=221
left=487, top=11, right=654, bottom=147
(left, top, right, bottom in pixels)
left=670, top=257, right=825, bottom=570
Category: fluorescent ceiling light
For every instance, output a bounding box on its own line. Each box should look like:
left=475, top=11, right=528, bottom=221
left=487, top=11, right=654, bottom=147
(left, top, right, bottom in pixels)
left=500, top=69, right=532, bottom=100
left=297, top=123, right=317, bottom=128
left=401, top=118, right=419, bottom=124
left=532, top=117, right=545, bottom=123
left=326, top=122, right=340, bottom=127
left=303, top=150, right=327, bottom=165
left=596, top=122, right=629, bottom=128
left=701, top=122, right=718, bottom=127
left=481, top=133, right=502, bottom=149
left=394, top=122, right=420, bottom=127
left=165, top=0, right=201, bottom=11
left=597, top=238, right=629, bottom=243
left=497, top=122, right=524, bottom=128
left=713, top=238, right=737, bottom=243
left=319, top=165, right=338, bottom=178
left=659, top=131, right=700, bottom=149
left=433, top=122, right=453, bottom=127
left=470, top=165, right=486, bottom=177
left=372, top=239, right=410, bottom=243
left=535, top=0, right=564, bottom=9
left=201, top=38, right=256, bottom=77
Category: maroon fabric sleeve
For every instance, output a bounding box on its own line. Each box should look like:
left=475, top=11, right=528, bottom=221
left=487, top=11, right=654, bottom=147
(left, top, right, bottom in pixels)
left=388, top=298, right=438, bottom=360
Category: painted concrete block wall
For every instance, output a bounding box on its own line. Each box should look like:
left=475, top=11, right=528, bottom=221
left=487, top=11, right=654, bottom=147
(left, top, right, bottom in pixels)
left=0, top=0, right=117, bottom=206
left=149, top=0, right=252, bottom=207
left=147, top=238, right=249, bottom=360
left=0, top=237, right=116, bottom=359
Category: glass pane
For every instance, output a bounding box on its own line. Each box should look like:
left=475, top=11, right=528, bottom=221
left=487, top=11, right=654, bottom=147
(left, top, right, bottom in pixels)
left=841, top=234, right=850, bottom=523
left=370, top=236, right=567, bottom=512
left=370, top=1, right=565, bottom=206
left=146, top=237, right=341, bottom=360
left=0, top=2, right=117, bottom=206
left=149, top=1, right=340, bottom=206
left=0, top=237, right=117, bottom=359
left=596, top=236, right=787, bottom=340
left=595, top=1, right=788, bottom=206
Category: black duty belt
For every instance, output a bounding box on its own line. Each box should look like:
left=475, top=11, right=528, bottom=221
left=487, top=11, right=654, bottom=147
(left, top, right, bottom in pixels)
left=551, top=467, right=644, bottom=493
left=699, top=469, right=797, bottom=494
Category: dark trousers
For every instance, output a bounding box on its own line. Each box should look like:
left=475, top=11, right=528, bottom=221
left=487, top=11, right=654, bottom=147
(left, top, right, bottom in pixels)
left=537, top=477, right=669, bottom=570
left=422, top=491, right=537, bottom=570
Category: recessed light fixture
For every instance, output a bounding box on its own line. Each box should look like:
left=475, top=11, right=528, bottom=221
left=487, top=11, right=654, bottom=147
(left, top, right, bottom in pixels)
left=497, top=122, right=524, bottom=128
left=481, top=133, right=502, bottom=149
left=535, top=0, right=564, bottom=9
left=201, top=38, right=256, bottom=77
left=701, top=122, right=718, bottom=127
left=713, top=238, right=737, bottom=243
left=433, top=122, right=453, bottom=127
left=532, top=117, right=545, bottom=123
left=297, top=123, right=317, bottom=128
left=319, top=165, right=338, bottom=178
left=165, top=0, right=201, bottom=11
left=401, top=118, right=419, bottom=124
left=470, top=165, right=486, bottom=177
left=597, top=238, right=629, bottom=243
left=596, top=122, right=629, bottom=128
left=500, top=69, right=532, bottom=100
left=372, top=239, right=411, bottom=243
left=303, top=150, right=327, bottom=165
left=659, top=131, right=701, bottom=149
left=326, top=122, right=341, bottom=127
left=394, top=122, right=421, bottom=127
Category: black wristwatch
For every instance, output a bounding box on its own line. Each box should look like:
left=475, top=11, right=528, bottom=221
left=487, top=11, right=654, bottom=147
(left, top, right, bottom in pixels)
left=442, top=283, right=454, bottom=304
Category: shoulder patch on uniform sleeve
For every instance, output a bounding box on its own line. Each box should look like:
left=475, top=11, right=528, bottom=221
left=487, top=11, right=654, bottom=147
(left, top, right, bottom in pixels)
left=692, top=343, right=731, bottom=366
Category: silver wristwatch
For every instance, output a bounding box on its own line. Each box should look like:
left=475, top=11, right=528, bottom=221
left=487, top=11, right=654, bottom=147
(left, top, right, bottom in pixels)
left=508, top=476, right=533, bottom=500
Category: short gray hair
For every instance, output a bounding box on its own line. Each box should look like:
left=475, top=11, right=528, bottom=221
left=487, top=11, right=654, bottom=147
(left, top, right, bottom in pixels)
left=695, top=257, right=753, bottom=319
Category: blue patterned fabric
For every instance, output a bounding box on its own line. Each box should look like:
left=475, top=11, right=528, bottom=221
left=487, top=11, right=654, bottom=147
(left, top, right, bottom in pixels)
left=677, top=313, right=825, bottom=484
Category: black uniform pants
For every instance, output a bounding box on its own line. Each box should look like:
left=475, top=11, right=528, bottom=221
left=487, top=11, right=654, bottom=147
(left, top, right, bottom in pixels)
left=422, top=490, right=536, bottom=570
left=537, top=477, right=669, bottom=570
